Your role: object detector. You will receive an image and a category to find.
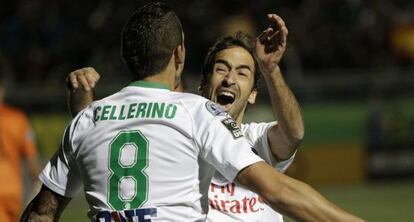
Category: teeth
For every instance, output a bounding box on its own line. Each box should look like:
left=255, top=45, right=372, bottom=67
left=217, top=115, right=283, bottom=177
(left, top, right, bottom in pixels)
left=219, top=92, right=235, bottom=98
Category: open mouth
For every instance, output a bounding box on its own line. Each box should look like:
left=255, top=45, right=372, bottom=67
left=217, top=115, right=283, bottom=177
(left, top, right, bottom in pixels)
left=216, top=91, right=235, bottom=110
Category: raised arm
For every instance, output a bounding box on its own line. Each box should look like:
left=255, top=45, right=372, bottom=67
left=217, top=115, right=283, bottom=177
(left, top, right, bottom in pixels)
left=67, top=67, right=100, bottom=117
left=256, top=14, right=304, bottom=161
left=237, top=162, right=364, bottom=222
left=20, top=185, right=71, bottom=222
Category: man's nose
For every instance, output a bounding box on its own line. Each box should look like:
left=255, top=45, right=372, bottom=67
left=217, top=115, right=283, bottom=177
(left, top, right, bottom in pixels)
left=222, top=71, right=236, bottom=86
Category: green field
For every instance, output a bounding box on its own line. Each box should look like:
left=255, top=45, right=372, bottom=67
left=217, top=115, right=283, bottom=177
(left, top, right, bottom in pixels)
left=59, top=180, right=414, bottom=222
left=288, top=181, right=414, bottom=222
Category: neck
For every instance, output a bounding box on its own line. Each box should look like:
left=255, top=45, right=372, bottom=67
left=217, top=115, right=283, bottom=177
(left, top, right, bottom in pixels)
left=142, top=74, right=174, bottom=90
left=141, top=56, right=178, bottom=90
left=234, top=108, right=246, bottom=126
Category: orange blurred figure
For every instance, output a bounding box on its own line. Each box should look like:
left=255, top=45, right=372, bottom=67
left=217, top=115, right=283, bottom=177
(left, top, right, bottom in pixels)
left=0, top=63, right=40, bottom=222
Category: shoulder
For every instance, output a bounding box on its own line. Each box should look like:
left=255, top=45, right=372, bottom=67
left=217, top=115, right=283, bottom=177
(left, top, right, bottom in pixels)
left=169, top=92, right=227, bottom=117
left=68, top=104, right=95, bottom=140
left=241, top=121, right=277, bottom=146
left=85, top=89, right=127, bottom=115
left=92, top=88, right=126, bottom=105
left=242, top=121, right=277, bottom=134
left=169, top=91, right=208, bottom=104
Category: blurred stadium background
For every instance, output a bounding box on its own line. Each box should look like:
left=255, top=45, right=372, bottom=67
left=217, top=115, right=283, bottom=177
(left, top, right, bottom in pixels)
left=1, top=0, right=413, bottom=221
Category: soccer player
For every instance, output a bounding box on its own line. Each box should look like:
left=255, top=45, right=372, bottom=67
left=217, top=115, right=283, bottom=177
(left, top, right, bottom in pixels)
left=69, top=16, right=303, bottom=222
left=0, top=62, right=40, bottom=222
left=21, top=2, right=364, bottom=222
left=201, top=16, right=302, bottom=221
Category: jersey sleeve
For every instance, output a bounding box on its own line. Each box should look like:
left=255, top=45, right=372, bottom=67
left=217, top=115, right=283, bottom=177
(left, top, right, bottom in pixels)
left=243, top=122, right=296, bottom=173
left=39, top=115, right=84, bottom=197
left=191, top=101, right=264, bottom=182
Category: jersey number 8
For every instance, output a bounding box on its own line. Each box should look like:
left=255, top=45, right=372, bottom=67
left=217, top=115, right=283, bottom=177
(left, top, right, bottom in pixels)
left=108, top=130, right=149, bottom=210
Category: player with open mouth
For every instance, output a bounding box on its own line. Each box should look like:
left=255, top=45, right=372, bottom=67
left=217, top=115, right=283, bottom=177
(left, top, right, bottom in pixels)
left=59, top=12, right=363, bottom=222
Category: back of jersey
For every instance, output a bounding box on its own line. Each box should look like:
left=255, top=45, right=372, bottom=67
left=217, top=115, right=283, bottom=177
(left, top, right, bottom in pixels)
left=41, top=82, right=202, bottom=221
left=40, top=81, right=263, bottom=222
left=85, top=84, right=204, bottom=220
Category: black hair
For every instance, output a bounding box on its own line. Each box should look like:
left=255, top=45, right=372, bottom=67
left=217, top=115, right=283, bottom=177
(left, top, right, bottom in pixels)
left=201, top=31, right=260, bottom=90
left=121, top=2, right=183, bottom=80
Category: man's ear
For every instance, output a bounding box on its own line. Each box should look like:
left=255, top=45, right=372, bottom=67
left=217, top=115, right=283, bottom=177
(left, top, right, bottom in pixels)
left=174, top=44, right=185, bottom=65
left=247, top=89, right=257, bottom=104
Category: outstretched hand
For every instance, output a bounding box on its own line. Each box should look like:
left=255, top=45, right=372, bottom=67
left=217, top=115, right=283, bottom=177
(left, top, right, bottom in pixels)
left=256, top=14, right=288, bottom=74
left=66, top=67, right=100, bottom=92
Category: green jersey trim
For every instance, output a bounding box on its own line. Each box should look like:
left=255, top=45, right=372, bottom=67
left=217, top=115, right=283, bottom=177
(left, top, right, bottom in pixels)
left=128, top=81, right=170, bottom=90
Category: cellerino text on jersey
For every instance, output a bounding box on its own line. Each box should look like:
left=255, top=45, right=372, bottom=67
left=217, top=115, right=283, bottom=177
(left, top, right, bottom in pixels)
left=94, top=102, right=177, bottom=121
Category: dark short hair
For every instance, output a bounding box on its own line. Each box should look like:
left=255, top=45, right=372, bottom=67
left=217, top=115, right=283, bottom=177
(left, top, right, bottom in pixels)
left=201, top=31, right=260, bottom=90
left=121, top=2, right=183, bottom=80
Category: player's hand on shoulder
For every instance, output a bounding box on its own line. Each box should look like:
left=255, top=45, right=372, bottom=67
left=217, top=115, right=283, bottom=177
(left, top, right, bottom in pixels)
left=256, top=13, right=288, bottom=74
left=66, top=67, right=100, bottom=92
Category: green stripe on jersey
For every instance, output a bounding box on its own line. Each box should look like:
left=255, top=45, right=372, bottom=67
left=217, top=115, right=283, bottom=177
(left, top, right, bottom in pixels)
left=128, top=81, right=170, bottom=90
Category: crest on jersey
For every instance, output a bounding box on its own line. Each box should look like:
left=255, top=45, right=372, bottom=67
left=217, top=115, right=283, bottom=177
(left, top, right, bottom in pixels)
left=205, top=101, right=226, bottom=116
left=221, top=117, right=243, bottom=139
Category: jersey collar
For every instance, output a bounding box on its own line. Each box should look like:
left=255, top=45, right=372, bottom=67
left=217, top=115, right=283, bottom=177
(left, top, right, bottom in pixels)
left=128, top=81, right=170, bottom=90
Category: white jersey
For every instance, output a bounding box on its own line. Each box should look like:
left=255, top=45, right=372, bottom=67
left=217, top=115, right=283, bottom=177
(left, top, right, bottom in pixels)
left=39, top=81, right=263, bottom=222
left=207, top=122, right=296, bottom=222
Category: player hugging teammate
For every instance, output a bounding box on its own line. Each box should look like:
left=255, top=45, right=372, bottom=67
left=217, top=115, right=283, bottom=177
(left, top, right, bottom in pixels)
left=21, top=2, right=364, bottom=222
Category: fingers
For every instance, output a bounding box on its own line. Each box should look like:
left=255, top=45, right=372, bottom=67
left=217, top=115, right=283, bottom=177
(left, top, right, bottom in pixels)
left=267, top=14, right=288, bottom=46
left=256, top=13, right=289, bottom=55
left=268, top=29, right=280, bottom=41
left=258, top=27, right=276, bottom=43
left=84, top=67, right=100, bottom=88
left=67, top=67, right=100, bottom=92
left=67, top=72, right=79, bottom=91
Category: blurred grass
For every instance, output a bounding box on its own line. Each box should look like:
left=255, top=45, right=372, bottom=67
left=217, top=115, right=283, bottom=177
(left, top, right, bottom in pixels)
left=245, top=103, right=368, bottom=144
left=59, top=180, right=414, bottom=222
left=285, top=180, right=414, bottom=222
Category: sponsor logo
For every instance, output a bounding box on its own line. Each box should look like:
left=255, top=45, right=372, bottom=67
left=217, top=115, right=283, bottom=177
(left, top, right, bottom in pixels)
left=95, top=208, right=157, bottom=222
left=205, top=101, right=226, bottom=116
left=221, top=117, right=243, bottom=139
left=209, top=182, right=265, bottom=214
